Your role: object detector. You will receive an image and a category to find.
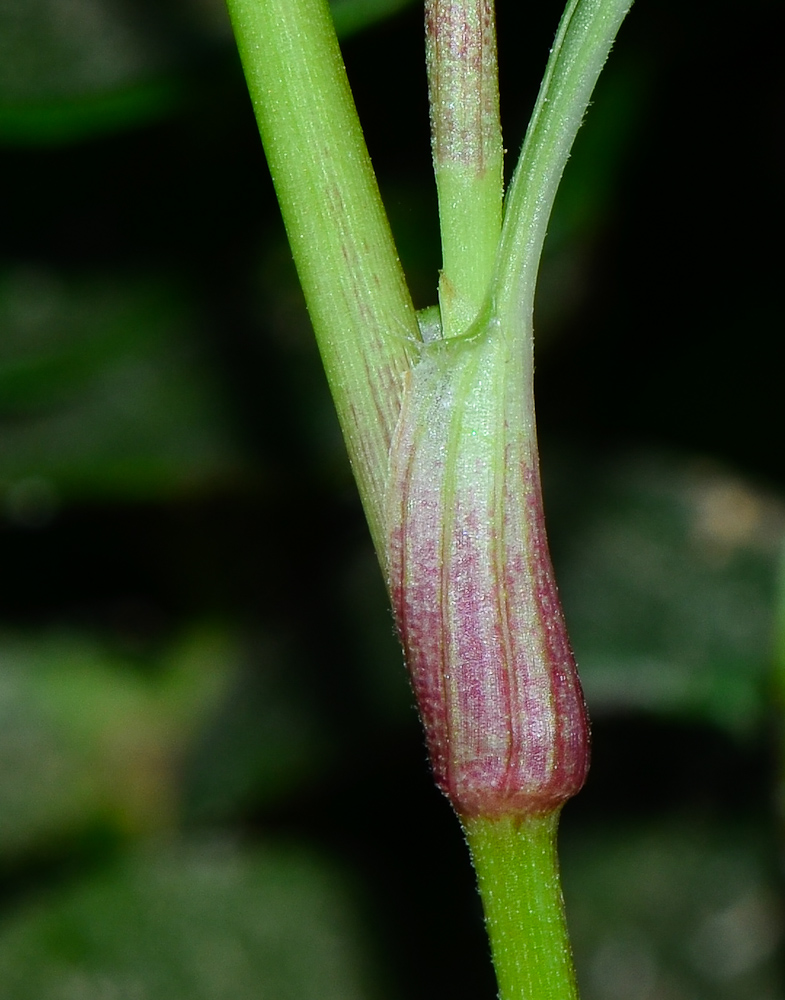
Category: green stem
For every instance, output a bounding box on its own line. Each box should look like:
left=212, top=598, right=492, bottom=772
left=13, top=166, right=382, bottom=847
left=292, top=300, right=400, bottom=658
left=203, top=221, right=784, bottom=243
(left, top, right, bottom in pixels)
left=224, top=0, right=420, bottom=563
left=493, top=0, right=633, bottom=325
left=463, top=812, right=578, bottom=1000
left=426, top=0, right=503, bottom=338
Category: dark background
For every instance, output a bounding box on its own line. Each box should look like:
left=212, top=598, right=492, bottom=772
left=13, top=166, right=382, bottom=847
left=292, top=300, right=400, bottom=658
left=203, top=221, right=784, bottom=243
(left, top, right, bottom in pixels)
left=0, top=1, right=782, bottom=997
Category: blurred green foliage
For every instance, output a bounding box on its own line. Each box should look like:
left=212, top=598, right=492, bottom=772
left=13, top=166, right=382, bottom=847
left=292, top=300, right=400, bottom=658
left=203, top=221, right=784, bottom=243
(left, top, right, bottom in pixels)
left=554, top=452, right=784, bottom=737
left=0, top=841, right=377, bottom=1000
left=563, top=818, right=783, bottom=1000
left=0, top=269, right=247, bottom=499
left=0, top=0, right=418, bottom=143
left=0, top=0, right=781, bottom=997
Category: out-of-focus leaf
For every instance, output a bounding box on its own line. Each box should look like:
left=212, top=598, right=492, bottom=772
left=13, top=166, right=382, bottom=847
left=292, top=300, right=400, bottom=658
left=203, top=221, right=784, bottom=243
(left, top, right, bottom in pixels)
left=0, top=0, right=232, bottom=144
left=182, top=634, right=331, bottom=824
left=331, top=0, right=418, bottom=37
left=0, top=80, right=185, bottom=145
left=562, top=816, right=783, bottom=1000
left=0, top=0, right=418, bottom=144
left=0, top=628, right=223, bottom=855
left=776, top=545, right=785, bottom=680
left=0, top=267, right=250, bottom=504
left=547, top=58, right=649, bottom=248
left=550, top=452, right=785, bottom=736
left=0, top=840, right=378, bottom=1000
left=0, top=625, right=328, bottom=857
left=536, top=58, right=650, bottom=342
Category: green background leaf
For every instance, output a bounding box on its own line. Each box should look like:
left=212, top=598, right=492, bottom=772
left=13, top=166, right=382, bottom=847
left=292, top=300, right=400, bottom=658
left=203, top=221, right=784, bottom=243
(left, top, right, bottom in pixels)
left=0, top=841, right=378, bottom=1000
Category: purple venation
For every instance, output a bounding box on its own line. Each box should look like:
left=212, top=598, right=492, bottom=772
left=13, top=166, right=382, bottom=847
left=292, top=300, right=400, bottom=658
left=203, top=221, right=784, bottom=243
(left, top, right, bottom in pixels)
left=387, top=347, right=589, bottom=819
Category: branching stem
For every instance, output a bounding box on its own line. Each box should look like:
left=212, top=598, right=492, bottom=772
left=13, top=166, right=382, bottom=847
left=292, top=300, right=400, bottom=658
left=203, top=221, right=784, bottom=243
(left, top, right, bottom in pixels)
left=227, top=3, right=635, bottom=999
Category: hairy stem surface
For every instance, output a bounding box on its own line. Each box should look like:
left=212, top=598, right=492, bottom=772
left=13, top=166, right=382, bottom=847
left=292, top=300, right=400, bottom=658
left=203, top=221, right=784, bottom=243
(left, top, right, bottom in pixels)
left=464, top=812, right=578, bottom=1000
left=426, top=0, right=503, bottom=338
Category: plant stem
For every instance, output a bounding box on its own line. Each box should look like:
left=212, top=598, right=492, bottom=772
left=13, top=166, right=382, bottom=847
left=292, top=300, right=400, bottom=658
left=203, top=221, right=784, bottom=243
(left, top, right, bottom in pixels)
left=463, top=812, right=579, bottom=1000
left=426, top=0, right=503, bottom=338
left=493, top=0, right=633, bottom=326
left=226, top=5, right=634, bottom=1000
left=224, top=0, right=420, bottom=562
